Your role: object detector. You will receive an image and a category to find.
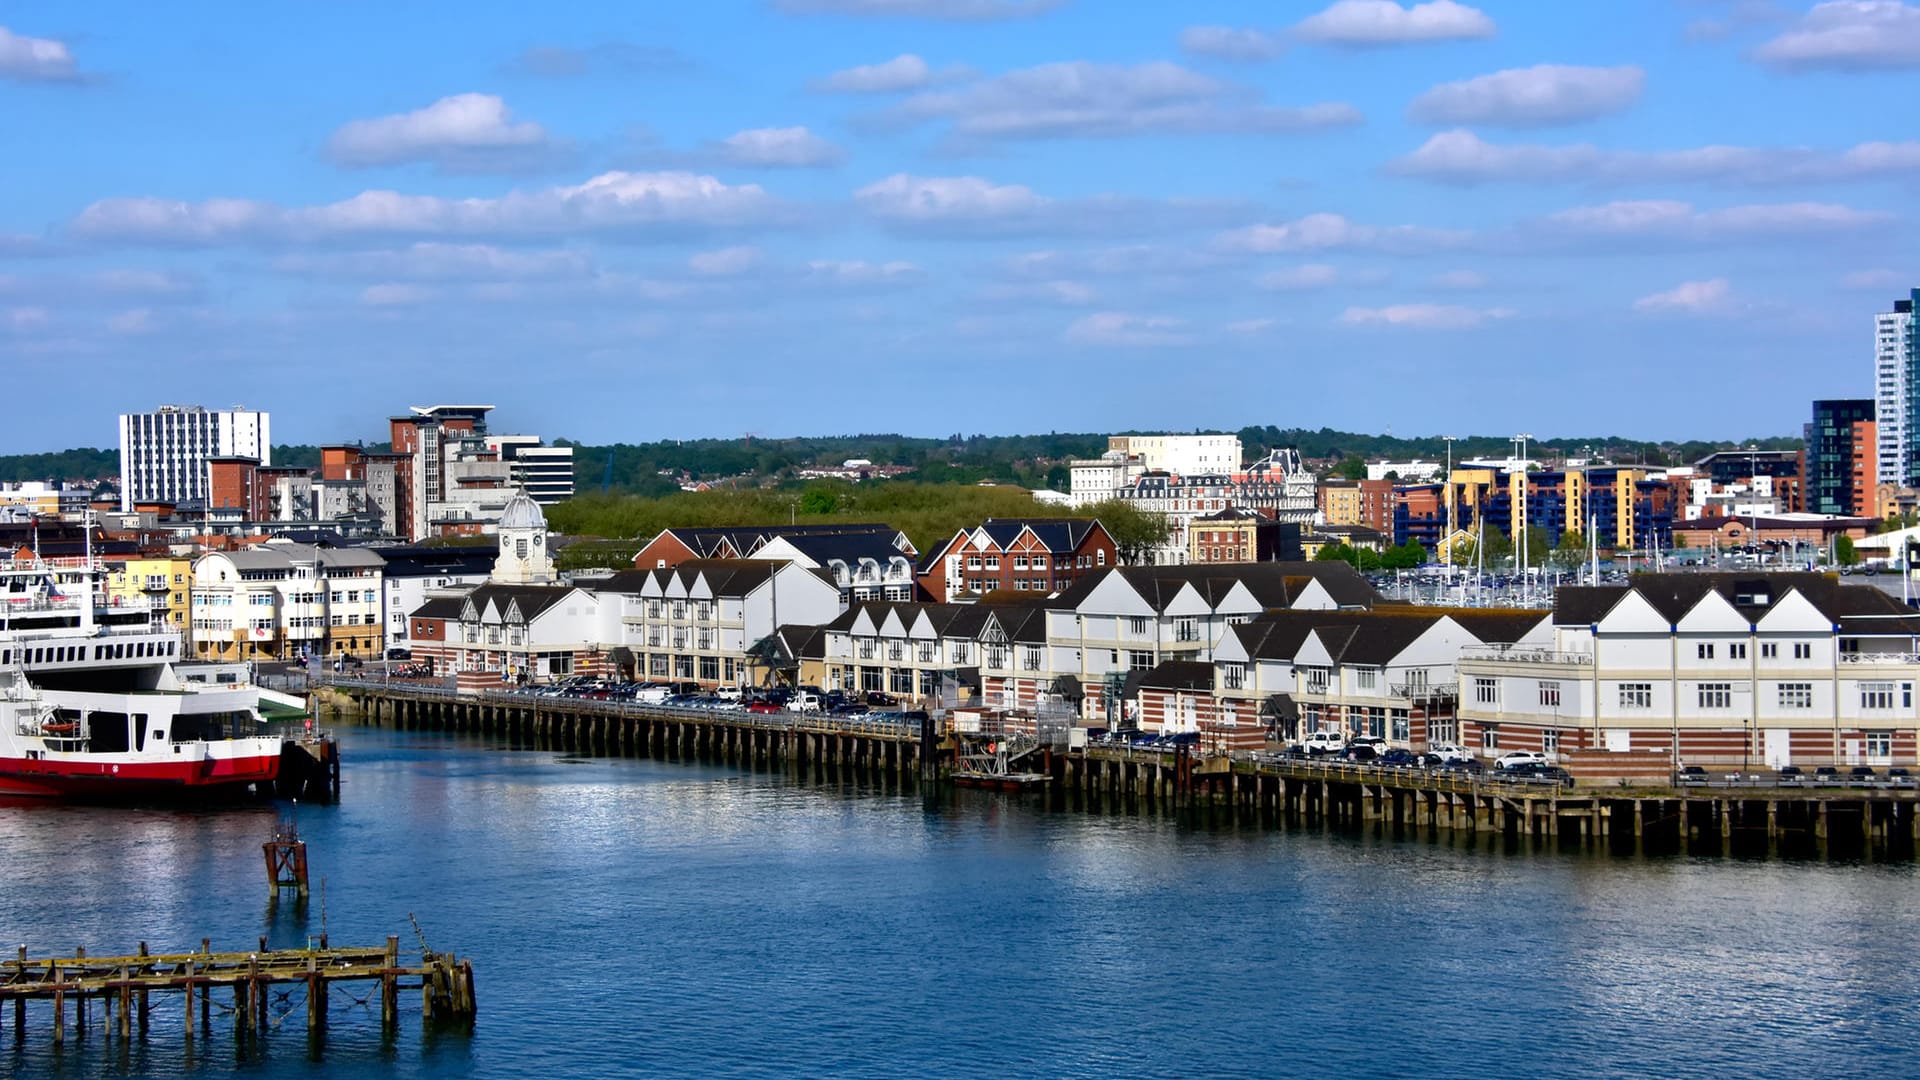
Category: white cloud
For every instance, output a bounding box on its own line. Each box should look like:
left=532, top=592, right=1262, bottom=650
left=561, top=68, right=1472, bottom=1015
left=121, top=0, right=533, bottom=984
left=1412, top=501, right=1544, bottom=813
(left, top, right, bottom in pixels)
left=1293, top=1, right=1496, bottom=46
left=1542, top=199, right=1885, bottom=239
left=688, top=246, right=763, bottom=276
left=718, top=126, right=844, bottom=167
left=1633, top=278, right=1735, bottom=315
left=1226, top=317, right=1280, bottom=334
left=106, top=308, right=157, bottom=335
left=1754, top=1, right=1920, bottom=69
left=802, top=259, right=922, bottom=285
left=1340, top=303, right=1511, bottom=328
left=1258, top=263, right=1341, bottom=289
left=1389, top=128, right=1920, bottom=184
left=5, top=307, right=49, bottom=331
left=1432, top=268, right=1486, bottom=289
left=817, top=54, right=938, bottom=92
left=1216, top=213, right=1468, bottom=254
left=1842, top=268, right=1905, bottom=289
left=1408, top=65, right=1643, bottom=127
left=360, top=283, right=432, bottom=307
left=855, top=174, right=1238, bottom=237
left=1180, top=26, right=1285, bottom=62
left=72, top=171, right=788, bottom=245
left=775, top=0, right=1062, bottom=18
left=855, top=173, right=1050, bottom=226
left=274, top=242, right=594, bottom=281
left=0, top=25, right=81, bottom=83
left=1064, top=311, right=1193, bottom=347
left=884, top=60, right=1360, bottom=142
left=324, top=94, right=560, bottom=172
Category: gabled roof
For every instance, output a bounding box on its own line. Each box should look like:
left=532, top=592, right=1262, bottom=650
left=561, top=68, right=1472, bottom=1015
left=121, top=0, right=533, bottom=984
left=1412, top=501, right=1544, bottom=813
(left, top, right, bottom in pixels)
left=821, top=601, right=998, bottom=639
left=373, top=545, right=498, bottom=578
left=774, top=532, right=916, bottom=569
left=455, top=583, right=575, bottom=622
left=408, top=595, right=469, bottom=620
left=591, top=558, right=782, bottom=599
left=1050, top=561, right=1379, bottom=614
left=1553, top=572, right=1920, bottom=631
left=651, top=523, right=912, bottom=560
left=975, top=517, right=1105, bottom=553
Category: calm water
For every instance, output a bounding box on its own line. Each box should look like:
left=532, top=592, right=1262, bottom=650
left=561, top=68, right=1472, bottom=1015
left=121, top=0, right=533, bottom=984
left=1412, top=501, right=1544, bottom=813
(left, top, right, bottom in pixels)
left=3, top=726, right=1917, bottom=1079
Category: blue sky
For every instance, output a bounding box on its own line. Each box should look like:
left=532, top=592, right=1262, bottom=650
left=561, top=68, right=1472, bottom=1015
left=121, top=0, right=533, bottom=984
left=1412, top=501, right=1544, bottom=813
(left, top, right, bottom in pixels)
left=2, top=0, right=1917, bottom=452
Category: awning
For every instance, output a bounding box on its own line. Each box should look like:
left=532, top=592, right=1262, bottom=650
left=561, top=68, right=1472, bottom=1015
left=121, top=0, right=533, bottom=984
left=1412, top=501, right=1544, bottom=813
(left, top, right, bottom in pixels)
left=1261, top=694, right=1299, bottom=722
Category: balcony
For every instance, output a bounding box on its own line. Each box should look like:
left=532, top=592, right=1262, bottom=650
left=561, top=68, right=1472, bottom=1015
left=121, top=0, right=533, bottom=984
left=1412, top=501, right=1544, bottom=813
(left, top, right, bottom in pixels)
left=1839, top=652, right=1920, bottom=665
left=1388, top=680, right=1459, bottom=702
left=1458, top=644, right=1594, bottom=666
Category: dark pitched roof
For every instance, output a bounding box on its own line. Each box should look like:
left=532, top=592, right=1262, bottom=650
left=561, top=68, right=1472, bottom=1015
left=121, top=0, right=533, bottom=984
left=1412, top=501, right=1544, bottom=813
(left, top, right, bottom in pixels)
left=1552, top=572, right=1920, bottom=635
left=593, top=558, right=782, bottom=598
left=977, top=517, right=1102, bottom=553
left=407, top=595, right=469, bottom=620
left=1050, top=561, right=1380, bottom=613
left=775, top=532, right=914, bottom=568
left=1137, top=660, right=1213, bottom=691
left=460, top=583, right=576, bottom=621
left=373, top=545, right=498, bottom=578
left=657, top=523, right=909, bottom=560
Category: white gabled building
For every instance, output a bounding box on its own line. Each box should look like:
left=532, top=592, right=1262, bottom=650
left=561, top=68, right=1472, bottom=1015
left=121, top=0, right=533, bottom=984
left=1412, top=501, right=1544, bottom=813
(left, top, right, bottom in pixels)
left=1456, top=573, right=1920, bottom=771
left=591, top=559, right=844, bottom=687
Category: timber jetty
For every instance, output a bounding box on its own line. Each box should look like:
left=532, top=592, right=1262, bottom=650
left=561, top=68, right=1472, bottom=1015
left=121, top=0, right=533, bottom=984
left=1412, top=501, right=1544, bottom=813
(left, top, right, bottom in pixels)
left=1, top=935, right=474, bottom=1046
left=315, top=678, right=1920, bottom=860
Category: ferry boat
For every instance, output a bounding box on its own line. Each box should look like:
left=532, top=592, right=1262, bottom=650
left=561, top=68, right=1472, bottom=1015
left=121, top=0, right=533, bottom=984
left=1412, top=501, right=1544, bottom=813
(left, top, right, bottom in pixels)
left=0, top=549, right=282, bottom=799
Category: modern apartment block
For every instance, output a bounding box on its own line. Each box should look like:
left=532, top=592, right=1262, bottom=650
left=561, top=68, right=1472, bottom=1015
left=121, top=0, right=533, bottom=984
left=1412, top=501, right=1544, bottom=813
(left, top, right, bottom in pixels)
left=1805, top=399, right=1877, bottom=517
left=117, top=405, right=270, bottom=511
left=484, top=435, right=577, bottom=505
left=1874, top=289, right=1915, bottom=485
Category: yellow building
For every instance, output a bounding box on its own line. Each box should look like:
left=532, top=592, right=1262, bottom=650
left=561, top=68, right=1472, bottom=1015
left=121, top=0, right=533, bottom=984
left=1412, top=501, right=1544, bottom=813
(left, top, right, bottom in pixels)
left=105, top=556, right=194, bottom=638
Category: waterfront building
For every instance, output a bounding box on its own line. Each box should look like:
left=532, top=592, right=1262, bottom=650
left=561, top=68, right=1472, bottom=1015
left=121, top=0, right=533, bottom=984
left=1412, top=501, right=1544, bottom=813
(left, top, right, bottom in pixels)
left=189, top=540, right=384, bottom=660
left=1454, top=573, right=1920, bottom=771
left=1874, top=288, right=1915, bottom=485
left=117, top=405, right=270, bottom=512
left=375, top=544, right=498, bottom=653
left=631, top=523, right=915, bottom=571
left=103, top=554, right=194, bottom=637
left=1394, top=466, right=1675, bottom=554
left=981, top=561, right=1378, bottom=719
left=1805, top=399, right=1878, bottom=518
left=817, top=601, right=999, bottom=701
left=915, top=518, right=1117, bottom=601
left=756, top=532, right=919, bottom=604
left=593, top=559, right=844, bottom=687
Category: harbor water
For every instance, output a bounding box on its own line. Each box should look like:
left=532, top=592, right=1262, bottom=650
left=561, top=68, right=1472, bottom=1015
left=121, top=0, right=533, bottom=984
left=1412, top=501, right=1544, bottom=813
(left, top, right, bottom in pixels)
left=3, top=724, right=1918, bottom=1079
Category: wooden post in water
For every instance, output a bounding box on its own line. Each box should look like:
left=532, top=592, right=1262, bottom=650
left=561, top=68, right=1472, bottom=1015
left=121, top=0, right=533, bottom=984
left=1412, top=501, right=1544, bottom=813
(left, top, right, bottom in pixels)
left=50, top=962, right=63, bottom=1046
left=137, top=941, right=150, bottom=1035
left=381, top=935, right=399, bottom=1031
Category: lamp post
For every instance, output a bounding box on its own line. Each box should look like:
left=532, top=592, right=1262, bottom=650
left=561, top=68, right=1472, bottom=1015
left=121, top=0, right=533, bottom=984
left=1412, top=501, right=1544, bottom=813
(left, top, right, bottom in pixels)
left=1441, top=435, right=1457, bottom=567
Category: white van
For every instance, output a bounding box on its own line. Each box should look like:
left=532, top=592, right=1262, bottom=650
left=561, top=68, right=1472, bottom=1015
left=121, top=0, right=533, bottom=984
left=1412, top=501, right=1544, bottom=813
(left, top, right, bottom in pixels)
left=790, top=691, right=823, bottom=714
left=1298, top=730, right=1346, bottom=755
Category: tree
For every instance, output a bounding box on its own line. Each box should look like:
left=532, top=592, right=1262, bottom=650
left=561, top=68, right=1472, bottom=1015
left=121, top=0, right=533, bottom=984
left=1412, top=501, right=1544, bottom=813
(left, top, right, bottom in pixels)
left=1379, top=539, right=1427, bottom=570
left=1550, top=530, right=1587, bottom=572
left=1452, top=526, right=1513, bottom=568
left=1837, top=534, right=1861, bottom=567
left=1331, top=456, right=1368, bottom=481
left=1314, top=541, right=1352, bottom=563
left=1080, top=499, right=1171, bottom=565
left=798, top=487, right=840, bottom=515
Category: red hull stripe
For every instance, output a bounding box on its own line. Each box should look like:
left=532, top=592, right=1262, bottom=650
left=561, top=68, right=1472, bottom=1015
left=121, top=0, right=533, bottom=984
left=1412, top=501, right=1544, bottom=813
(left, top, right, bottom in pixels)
left=0, top=754, right=280, bottom=798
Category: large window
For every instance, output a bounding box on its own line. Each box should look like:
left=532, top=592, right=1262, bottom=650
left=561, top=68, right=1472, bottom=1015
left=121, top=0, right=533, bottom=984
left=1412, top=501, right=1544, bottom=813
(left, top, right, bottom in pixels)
left=1619, top=683, right=1652, bottom=709
left=1474, top=677, right=1498, bottom=705
left=1866, top=730, right=1893, bottom=757
left=1778, top=683, right=1813, bottom=709
left=1223, top=663, right=1245, bottom=691
left=1698, top=683, right=1732, bottom=709
left=1538, top=681, right=1561, bottom=708
left=1129, top=649, right=1155, bottom=672
left=1480, top=724, right=1499, bottom=751
left=1391, top=710, right=1410, bottom=742
left=1861, top=682, right=1895, bottom=710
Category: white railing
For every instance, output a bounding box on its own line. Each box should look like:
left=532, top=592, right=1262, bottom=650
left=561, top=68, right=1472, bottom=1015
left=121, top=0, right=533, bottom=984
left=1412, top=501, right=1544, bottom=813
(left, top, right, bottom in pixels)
left=1459, top=644, right=1594, bottom=666
left=1838, top=652, right=1920, bottom=665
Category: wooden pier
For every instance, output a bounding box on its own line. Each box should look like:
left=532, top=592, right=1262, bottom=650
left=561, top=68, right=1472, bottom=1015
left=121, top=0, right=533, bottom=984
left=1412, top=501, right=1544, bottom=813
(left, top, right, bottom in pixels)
left=315, top=680, right=1920, bottom=859
left=0, top=935, right=473, bottom=1046
left=315, top=679, right=933, bottom=785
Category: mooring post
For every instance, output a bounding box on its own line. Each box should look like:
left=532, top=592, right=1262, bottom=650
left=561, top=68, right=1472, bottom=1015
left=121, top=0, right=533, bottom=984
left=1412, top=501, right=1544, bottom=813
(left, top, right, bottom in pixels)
left=381, top=935, right=399, bottom=1031
left=51, top=962, right=64, bottom=1046
left=137, top=941, right=150, bottom=1035
left=183, top=959, right=195, bottom=1039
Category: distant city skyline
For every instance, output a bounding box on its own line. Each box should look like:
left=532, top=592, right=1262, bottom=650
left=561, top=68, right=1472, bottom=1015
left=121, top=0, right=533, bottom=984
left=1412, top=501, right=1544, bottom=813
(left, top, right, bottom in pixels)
left=2, top=2, right=1916, bottom=452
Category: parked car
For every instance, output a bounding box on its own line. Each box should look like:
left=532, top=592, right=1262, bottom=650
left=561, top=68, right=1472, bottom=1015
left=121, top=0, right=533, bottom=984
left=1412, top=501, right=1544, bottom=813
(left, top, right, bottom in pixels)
left=715, top=685, right=743, bottom=702
left=1349, top=736, right=1388, bottom=758
left=864, top=692, right=898, bottom=707
left=1849, top=766, right=1878, bottom=782
left=1677, top=765, right=1709, bottom=785
left=790, top=691, right=824, bottom=714
left=1888, top=768, right=1916, bottom=789
left=1379, top=748, right=1421, bottom=767
left=1297, top=730, right=1347, bottom=756
left=1506, top=762, right=1576, bottom=789
left=1495, top=750, right=1549, bottom=771
left=1813, top=766, right=1841, bottom=785
left=1427, top=743, right=1472, bottom=764
left=1339, top=744, right=1379, bottom=764
left=746, top=701, right=782, bottom=714
left=1776, top=765, right=1805, bottom=786
left=1439, top=757, right=1485, bottom=775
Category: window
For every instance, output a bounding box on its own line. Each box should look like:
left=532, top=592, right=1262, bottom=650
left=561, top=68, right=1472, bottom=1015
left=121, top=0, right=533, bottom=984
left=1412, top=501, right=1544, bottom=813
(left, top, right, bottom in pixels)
left=1175, top=618, right=1198, bottom=643
left=1778, top=682, right=1813, bottom=709
left=1728, top=642, right=1747, bottom=660
left=1698, top=682, right=1732, bottom=709
left=888, top=642, right=904, bottom=662
left=1794, top=643, right=1812, bottom=660
left=1223, top=663, right=1246, bottom=691
left=1022, top=647, right=1042, bottom=672
left=1474, top=677, right=1498, bottom=705
left=966, top=555, right=982, bottom=570
left=1129, top=649, right=1155, bottom=672
left=1366, top=708, right=1386, bottom=739
left=1032, top=556, right=1047, bottom=571
left=1866, top=730, right=1894, bottom=757
left=858, top=640, right=875, bottom=660
left=1862, top=681, right=1895, bottom=709
left=700, top=656, right=719, bottom=681
left=951, top=643, right=969, bottom=665
left=918, top=642, right=936, bottom=663
left=1096, top=549, right=1106, bottom=566
left=1542, top=731, right=1560, bottom=757
left=983, top=557, right=1000, bottom=571
left=1305, top=667, right=1329, bottom=693
left=1129, top=616, right=1150, bottom=638
left=1391, top=710, right=1410, bottom=742
left=1761, top=642, right=1777, bottom=659
left=1430, top=718, right=1458, bottom=744
left=1697, top=643, right=1715, bottom=660
left=1357, top=668, right=1377, bottom=690
left=1013, top=556, right=1028, bottom=570
left=1480, top=725, right=1500, bottom=751
left=1619, top=683, right=1652, bottom=709
left=1539, top=681, right=1561, bottom=708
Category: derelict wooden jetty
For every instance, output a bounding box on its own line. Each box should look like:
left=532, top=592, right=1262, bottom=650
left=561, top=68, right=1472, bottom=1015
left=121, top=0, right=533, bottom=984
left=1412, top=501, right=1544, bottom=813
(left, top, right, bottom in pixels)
left=0, top=935, right=473, bottom=1046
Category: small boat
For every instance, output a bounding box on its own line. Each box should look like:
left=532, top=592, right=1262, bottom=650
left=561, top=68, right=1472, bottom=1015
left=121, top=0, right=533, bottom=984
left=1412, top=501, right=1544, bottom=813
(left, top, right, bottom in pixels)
left=951, top=770, right=1051, bottom=792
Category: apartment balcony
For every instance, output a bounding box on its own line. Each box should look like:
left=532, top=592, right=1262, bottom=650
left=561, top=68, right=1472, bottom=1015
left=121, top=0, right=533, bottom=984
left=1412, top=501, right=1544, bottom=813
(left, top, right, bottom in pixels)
left=1458, top=644, right=1595, bottom=666
left=1838, top=652, right=1920, bottom=666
